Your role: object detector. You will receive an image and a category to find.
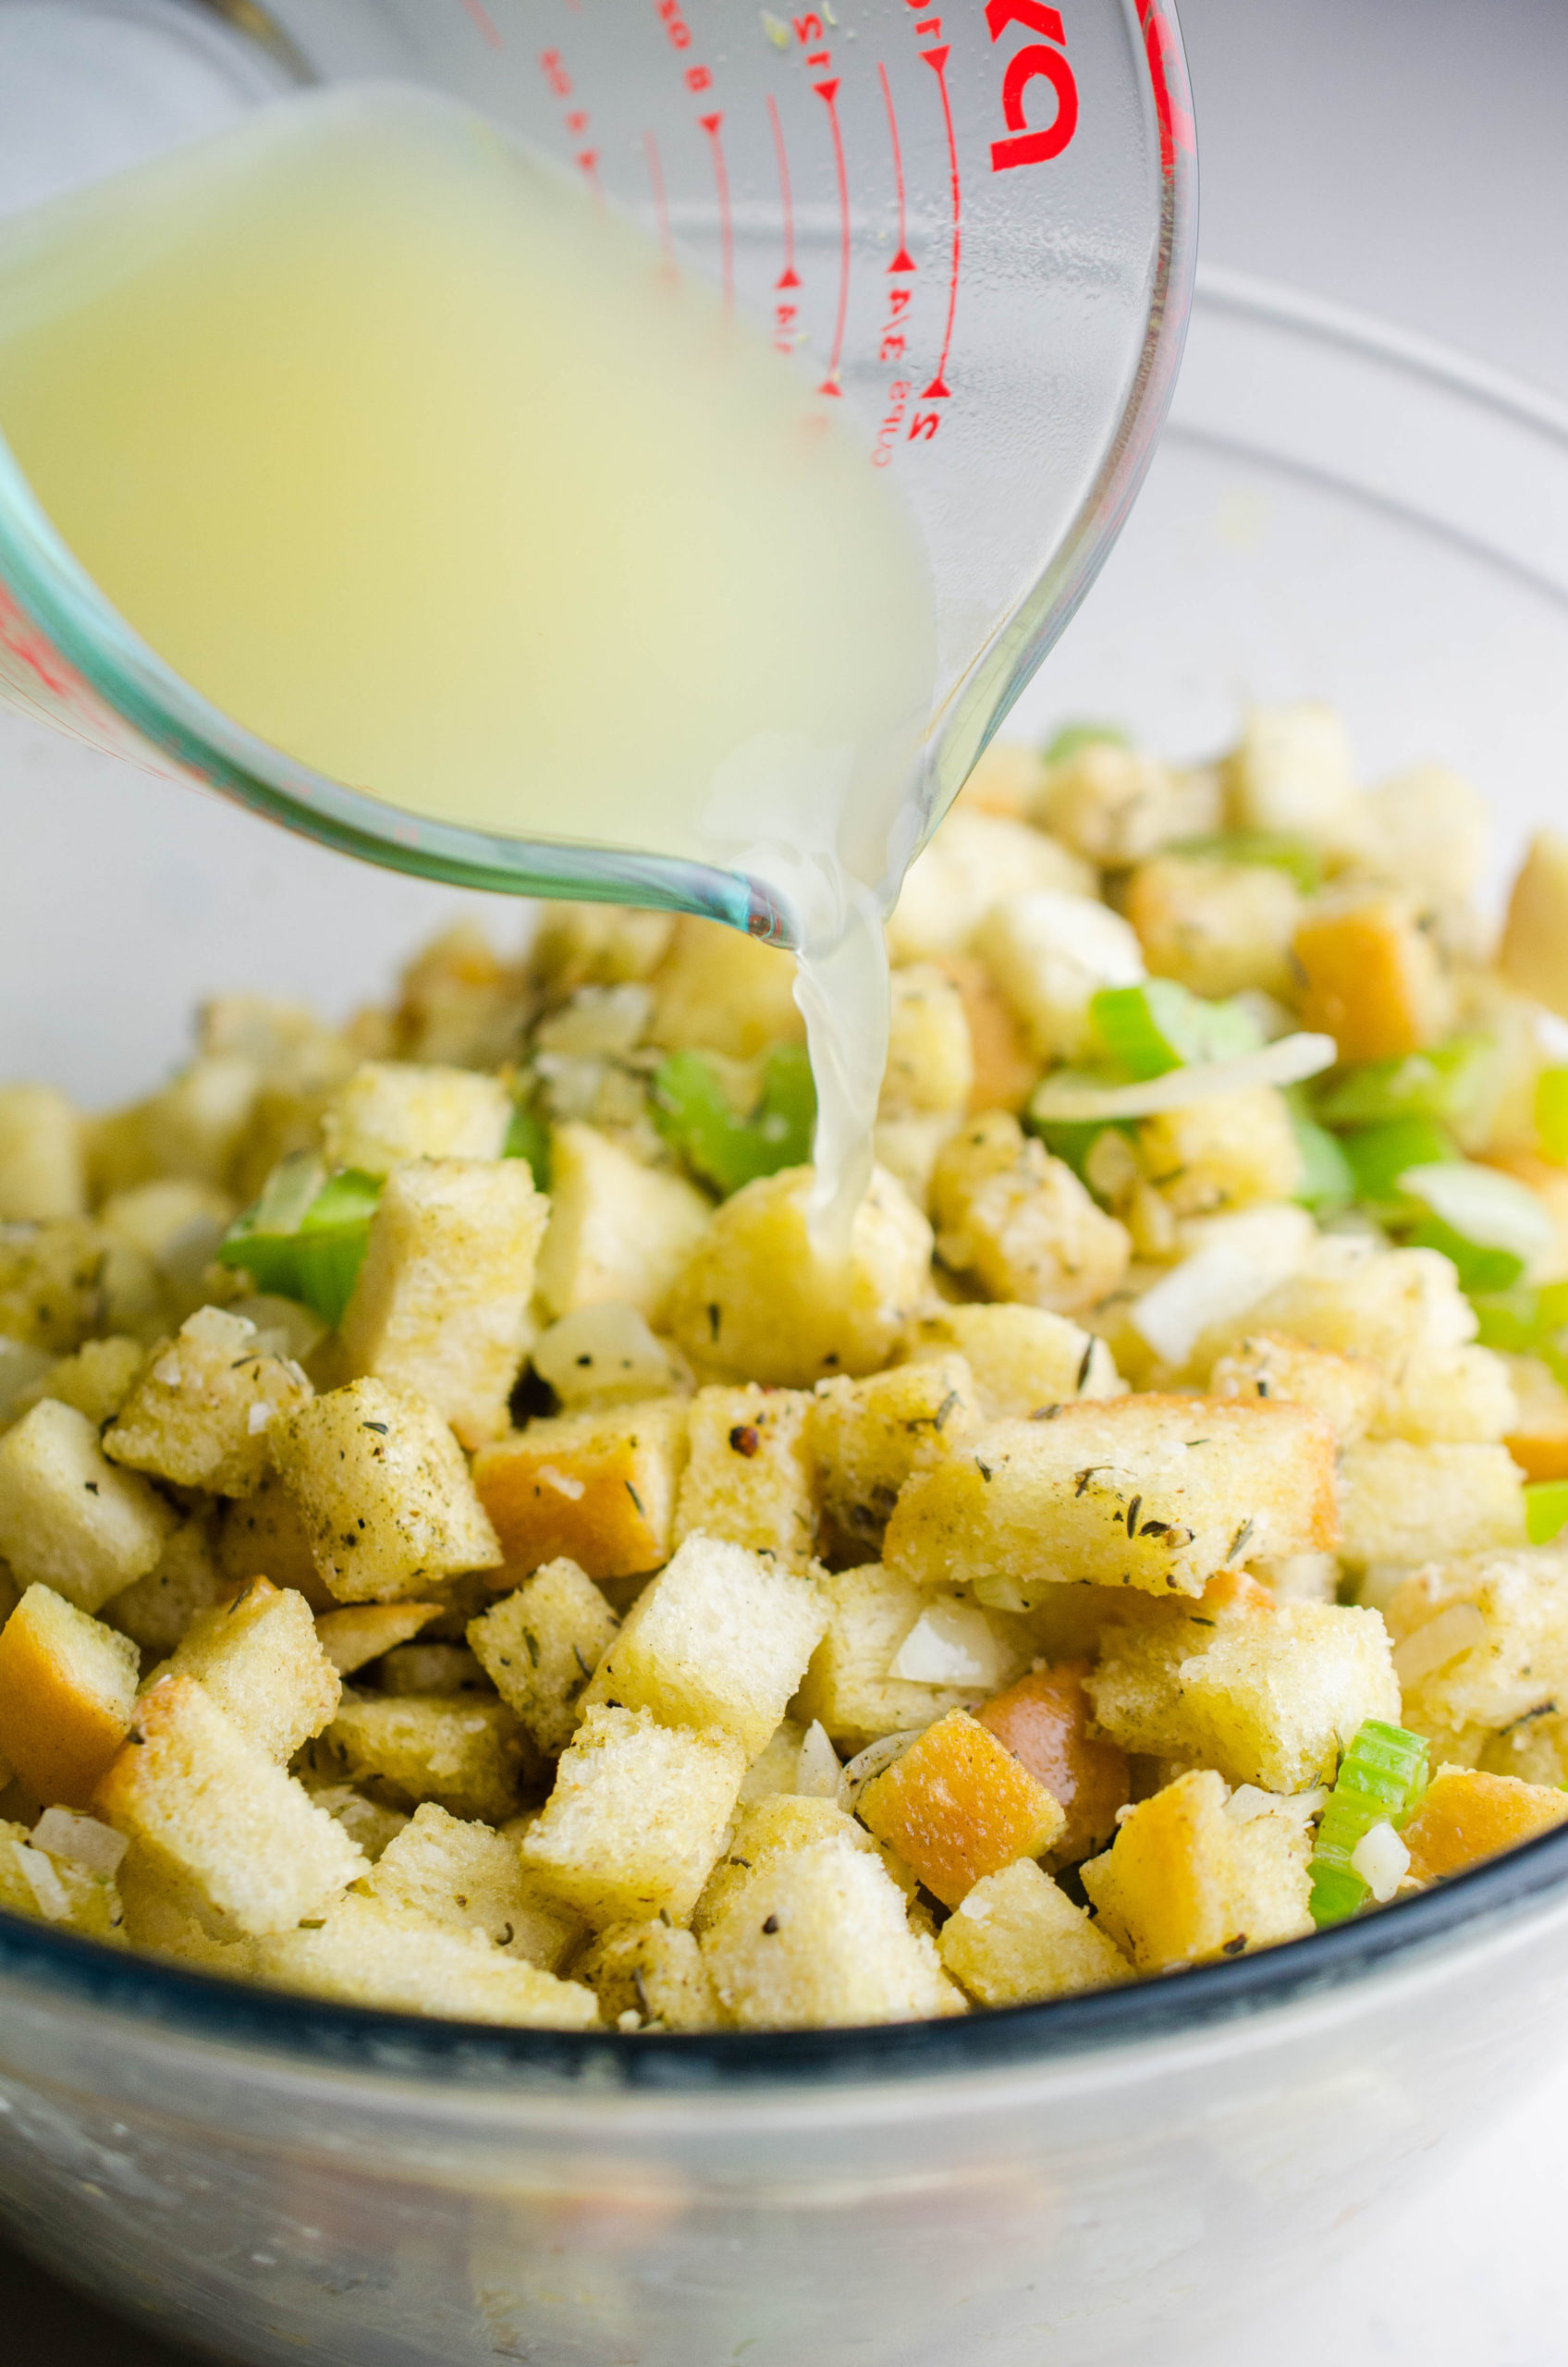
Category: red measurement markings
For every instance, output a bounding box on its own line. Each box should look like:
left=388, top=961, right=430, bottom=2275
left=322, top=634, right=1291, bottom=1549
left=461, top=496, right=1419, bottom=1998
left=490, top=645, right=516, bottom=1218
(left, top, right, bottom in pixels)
left=878, top=61, right=916, bottom=276
left=654, top=0, right=716, bottom=93
left=985, top=2, right=1076, bottom=172
left=643, top=129, right=676, bottom=273
left=538, top=47, right=599, bottom=185
left=915, top=30, right=960, bottom=413
left=815, top=77, right=851, bottom=396
left=699, top=114, right=734, bottom=310
left=870, top=62, right=917, bottom=465
left=766, top=95, right=800, bottom=355
left=1136, top=0, right=1194, bottom=177
left=459, top=0, right=502, bottom=48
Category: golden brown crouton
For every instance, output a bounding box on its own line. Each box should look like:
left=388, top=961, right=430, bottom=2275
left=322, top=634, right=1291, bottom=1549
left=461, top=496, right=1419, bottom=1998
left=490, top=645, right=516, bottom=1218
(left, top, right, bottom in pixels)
left=879, top=965, right=974, bottom=1120
left=521, top=1704, right=746, bottom=1928
left=365, top=1801, right=583, bottom=1971
left=468, top=1558, right=619, bottom=1756
left=1499, top=829, right=1568, bottom=1020
left=0, top=1397, right=178, bottom=1612
left=0, top=1085, right=87, bottom=1221
left=793, top=1563, right=1020, bottom=1754
left=533, top=1122, right=711, bottom=1326
left=674, top=1384, right=818, bottom=1564
left=321, top=1061, right=511, bottom=1172
left=977, top=1662, right=1130, bottom=1867
left=1034, top=741, right=1221, bottom=868
left=935, top=955, right=1039, bottom=1114
left=1207, top=1332, right=1382, bottom=1446
left=313, top=1600, right=440, bottom=1678
left=104, top=1305, right=312, bottom=1496
left=165, top=1576, right=340, bottom=1762
left=812, top=1355, right=978, bottom=1555
left=1125, top=854, right=1304, bottom=1001
left=1401, top=1764, right=1568, bottom=1883
left=1337, top=1441, right=1525, bottom=1569
left=575, top=1919, right=719, bottom=2030
left=1383, top=1548, right=1568, bottom=1765
left=700, top=1834, right=962, bottom=2029
left=1138, top=1089, right=1303, bottom=1216
left=900, top=1301, right=1121, bottom=1418
left=647, top=915, right=803, bottom=1060
left=250, top=1892, right=600, bottom=2027
left=0, top=1585, right=140, bottom=1808
left=1292, top=892, right=1448, bottom=1061
left=887, top=808, right=1093, bottom=964
left=937, top=1858, right=1132, bottom=2005
left=1501, top=1354, right=1568, bottom=1481
left=858, top=1711, right=1065, bottom=1907
left=930, top=1113, right=1131, bottom=1314
left=105, top=1513, right=229, bottom=1654
left=327, top=1691, right=532, bottom=1825
left=1080, top=1769, right=1314, bottom=1970
left=471, top=1398, right=687, bottom=1582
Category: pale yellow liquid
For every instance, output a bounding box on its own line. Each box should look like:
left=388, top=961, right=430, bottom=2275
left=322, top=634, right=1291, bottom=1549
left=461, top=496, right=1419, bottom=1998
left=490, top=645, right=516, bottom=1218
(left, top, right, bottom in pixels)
left=0, top=86, right=937, bottom=1229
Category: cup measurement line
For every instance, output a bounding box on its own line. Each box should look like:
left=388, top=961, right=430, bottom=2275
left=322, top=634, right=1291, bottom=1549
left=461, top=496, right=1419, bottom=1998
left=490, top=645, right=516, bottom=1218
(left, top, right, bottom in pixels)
left=766, top=93, right=802, bottom=358
left=697, top=112, right=734, bottom=310
left=919, top=41, right=961, bottom=407
left=642, top=129, right=676, bottom=273
left=813, top=76, right=851, bottom=398
left=459, top=0, right=503, bottom=50
left=878, top=60, right=916, bottom=276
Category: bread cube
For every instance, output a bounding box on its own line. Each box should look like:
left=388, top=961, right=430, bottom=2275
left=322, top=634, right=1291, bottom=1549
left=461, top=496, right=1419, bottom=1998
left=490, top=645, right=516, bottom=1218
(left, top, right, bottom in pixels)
left=337, top=1159, right=545, bottom=1450
left=901, top=1302, right=1121, bottom=1419
left=521, top=1704, right=745, bottom=1927
left=95, top=1676, right=365, bottom=1938
left=103, top=1305, right=312, bottom=1497
left=1365, top=764, right=1489, bottom=921
left=9, top=1335, right=147, bottom=1432
left=271, top=1378, right=502, bottom=1603
left=1231, top=1236, right=1478, bottom=1367
left=674, top=1385, right=818, bottom=1564
left=972, top=891, right=1145, bottom=1062
left=375, top=1641, right=485, bottom=1695
left=692, top=1795, right=907, bottom=1933
left=386, top=924, right=533, bottom=1070
left=1292, top=891, right=1448, bottom=1061
left=327, top=1691, right=530, bottom=1824
left=1500, top=829, right=1568, bottom=1018
left=812, top=1355, right=978, bottom=1554
left=665, top=1163, right=932, bottom=1388
left=938, top=1858, right=1132, bottom=2005
left=532, top=901, right=675, bottom=998
left=91, top=1053, right=260, bottom=1196
left=320, top=1061, right=510, bottom=1174
left=1138, top=1089, right=1303, bottom=1217
left=1223, top=701, right=1369, bottom=863
left=934, top=954, right=1039, bottom=1114
left=0, top=1819, right=124, bottom=1944
left=103, top=1513, right=227, bottom=1655
left=700, top=1834, right=962, bottom=2028
left=885, top=1396, right=1339, bottom=1602
left=0, top=1397, right=178, bottom=1613
left=793, top=1563, right=1012, bottom=1753
left=1501, top=1354, right=1568, bottom=1481
left=164, top=1576, right=339, bottom=1762
left=0, top=1219, right=129, bottom=1354
left=871, top=1113, right=961, bottom=1217
left=1402, top=1764, right=1568, bottom=1884
left=647, top=915, right=803, bottom=1060
left=582, top=1534, right=825, bottom=1759
left=472, top=1398, right=686, bottom=1581
left=880, top=966, right=974, bottom=1121
left=1208, top=1332, right=1381, bottom=1446
left=1371, top=1344, right=1518, bottom=1446
left=1080, top=1769, right=1314, bottom=1970
left=0, top=1085, right=86, bottom=1221
left=365, top=1802, right=583, bottom=1971
left=1034, top=742, right=1221, bottom=868
left=468, top=1557, right=619, bottom=1755
left=313, top=1600, right=439, bottom=1677
left=0, top=1585, right=139, bottom=1808
left=534, top=1122, right=711, bottom=1328
left=930, top=1113, right=1131, bottom=1315
left=857, top=1710, right=1064, bottom=1907
left=576, top=1919, right=718, bottom=2030
left=1125, top=854, right=1303, bottom=1001
left=1337, top=1441, right=1525, bottom=1569
left=1384, top=1548, right=1568, bottom=1764
left=251, top=1892, right=600, bottom=2028
left=887, top=808, right=1094, bottom=963
left=216, top=1470, right=332, bottom=1607
left=530, top=1302, right=687, bottom=1410
left=976, top=1662, right=1130, bottom=1866
left=1087, top=1593, right=1399, bottom=1792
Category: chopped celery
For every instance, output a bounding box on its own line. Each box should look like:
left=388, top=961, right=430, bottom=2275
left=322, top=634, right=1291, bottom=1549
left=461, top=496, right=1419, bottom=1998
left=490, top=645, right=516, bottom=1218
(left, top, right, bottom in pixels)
left=1339, top=1116, right=1459, bottom=1208
left=1308, top=1718, right=1429, bottom=1927
left=1042, top=720, right=1131, bottom=765
left=1397, top=1161, right=1554, bottom=1294
left=1469, top=1278, right=1568, bottom=1360
left=1089, top=978, right=1263, bottom=1083
left=1026, top=1115, right=1133, bottom=1186
left=652, top=1042, right=815, bottom=1196
left=1525, top=1481, right=1568, bottom=1547
left=1537, top=1067, right=1568, bottom=1161
left=504, top=1102, right=551, bottom=1190
left=1167, top=828, right=1323, bottom=894
left=1312, top=1036, right=1496, bottom=1131
left=217, top=1163, right=383, bottom=1328
left=1290, top=1113, right=1355, bottom=1212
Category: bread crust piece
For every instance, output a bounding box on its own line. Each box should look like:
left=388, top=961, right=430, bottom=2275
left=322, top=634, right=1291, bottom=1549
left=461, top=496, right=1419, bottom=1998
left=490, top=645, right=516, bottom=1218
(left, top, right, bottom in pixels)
left=472, top=1398, right=687, bottom=1582
left=0, top=1585, right=140, bottom=1808
left=1402, top=1764, right=1568, bottom=1883
left=858, top=1710, right=1066, bottom=1908
left=885, top=1395, right=1339, bottom=1602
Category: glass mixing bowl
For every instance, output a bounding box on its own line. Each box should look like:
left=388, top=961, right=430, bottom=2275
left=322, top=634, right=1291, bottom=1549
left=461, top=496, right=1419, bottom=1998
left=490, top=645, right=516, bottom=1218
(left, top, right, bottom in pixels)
left=4, top=275, right=1568, bottom=2366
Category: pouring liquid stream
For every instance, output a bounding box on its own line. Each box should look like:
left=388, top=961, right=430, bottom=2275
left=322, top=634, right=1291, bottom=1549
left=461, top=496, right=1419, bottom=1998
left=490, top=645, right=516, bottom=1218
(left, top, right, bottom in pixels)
left=0, top=84, right=938, bottom=1244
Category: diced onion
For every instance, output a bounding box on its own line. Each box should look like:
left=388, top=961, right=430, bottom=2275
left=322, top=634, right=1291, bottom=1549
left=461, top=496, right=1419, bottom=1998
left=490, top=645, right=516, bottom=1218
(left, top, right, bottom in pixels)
left=1391, top=1600, right=1488, bottom=1690
left=837, top=1730, right=924, bottom=1817
left=1349, top=1819, right=1410, bottom=1903
left=1030, top=1031, right=1337, bottom=1122
left=16, top=1844, right=70, bottom=1921
left=31, top=1809, right=128, bottom=1875
left=888, top=1600, right=1011, bottom=1686
left=1131, top=1205, right=1317, bottom=1367
left=793, top=1719, right=841, bottom=1799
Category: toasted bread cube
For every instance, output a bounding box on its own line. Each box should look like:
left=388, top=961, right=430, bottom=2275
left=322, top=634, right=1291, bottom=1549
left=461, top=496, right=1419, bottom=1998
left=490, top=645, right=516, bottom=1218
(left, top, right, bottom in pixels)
left=0, top=1585, right=139, bottom=1808
left=0, top=1219, right=137, bottom=1355
left=901, top=1302, right=1121, bottom=1418
left=215, top=1470, right=333, bottom=1607
left=674, top=1385, right=818, bottom=1564
left=885, top=1396, right=1339, bottom=1602
left=665, top=1163, right=932, bottom=1388
left=320, top=1061, right=510, bottom=1174
left=934, top=954, right=1039, bottom=1115
left=576, top=1919, right=718, bottom=2030
left=365, top=1801, right=584, bottom=1970
left=95, top=1676, right=364, bottom=1938
left=114, top=1854, right=253, bottom=1968
left=90, top=1053, right=260, bottom=1196
left=1500, top=829, right=1568, bottom=1018
left=103, top=1306, right=312, bottom=1497
left=251, top=1891, right=600, bottom=2027
left=386, top=923, right=532, bottom=1069
left=327, top=1691, right=530, bottom=1824
left=337, top=1159, right=546, bottom=1450
left=105, top=1514, right=227, bottom=1654
left=472, top=1398, right=685, bottom=1582
left=1034, top=742, right=1221, bottom=867
left=1208, top=1332, right=1381, bottom=1447
left=582, top=1535, right=825, bottom=1760
left=1292, top=891, right=1447, bottom=1061
left=938, top=1857, right=1131, bottom=2005
left=375, top=1641, right=485, bottom=1696
left=10, top=1336, right=147, bottom=1431
left=977, top=1662, right=1130, bottom=1866
left=887, top=808, right=1094, bottom=964
left=314, top=1600, right=440, bottom=1677
left=931, top=1113, right=1131, bottom=1315
left=647, top=915, right=803, bottom=1059
left=533, top=1122, right=711, bottom=1329
left=1223, top=701, right=1368, bottom=862
left=1125, top=853, right=1303, bottom=1001
left=293, top=1780, right=408, bottom=1865
left=1080, top=1769, right=1314, bottom=1970
left=1365, top=763, right=1489, bottom=917
left=1138, top=1089, right=1303, bottom=1217
left=1087, top=1594, right=1399, bottom=1792
left=871, top=1113, right=961, bottom=1216
left=0, top=1397, right=178, bottom=1613
left=692, top=1795, right=904, bottom=1933
left=1501, top=1354, right=1568, bottom=1481
left=165, top=1576, right=340, bottom=1761
left=468, top=1558, right=619, bottom=1755
left=793, top=1564, right=1003, bottom=1753
left=521, top=1704, right=745, bottom=1927
left=812, top=1355, right=978, bottom=1555
left=1337, top=1441, right=1525, bottom=1569
left=531, top=901, right=675, bottom=997
left=1402, top=1764, right=1568, bottom=1883
left=272, top=1378, right=502, bottom=1604
left=1371, top=1344, right=1519, bottom=1446
left=972, top=891, right=1145, bottom=1062
left=880, top=965, right=974, bottom=1121
left=1384, top=1548, right=1568, bottom=1763
left=858, top=1710, right=1064, bottom=1907
left=0, top=1818, right=124, bottom=1942
left=1238, top=1236, right=1478, bottom=1368
left=0, top=1085, right=87, bottom=1221
left=530, top=1302, right=687, bottom=1410
left=700, top=1834, right=962, bottom=2028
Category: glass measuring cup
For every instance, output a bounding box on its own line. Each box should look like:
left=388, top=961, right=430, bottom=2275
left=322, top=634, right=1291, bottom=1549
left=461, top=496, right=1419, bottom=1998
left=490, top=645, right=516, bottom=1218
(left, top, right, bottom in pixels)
left=0, top=0, right=1194, bottom=943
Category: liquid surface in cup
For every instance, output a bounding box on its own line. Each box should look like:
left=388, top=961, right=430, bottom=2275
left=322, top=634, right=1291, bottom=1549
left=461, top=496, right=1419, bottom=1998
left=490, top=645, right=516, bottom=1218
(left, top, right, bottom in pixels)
left=0, top=84, right=937, bottom=1231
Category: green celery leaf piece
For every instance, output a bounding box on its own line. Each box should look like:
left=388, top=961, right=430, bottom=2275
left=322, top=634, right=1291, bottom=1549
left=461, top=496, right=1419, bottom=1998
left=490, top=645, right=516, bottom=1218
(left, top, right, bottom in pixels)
left=1406, top=1215, right=1525, bottom=1295
left=1026, top=1116, right=1133, bottom=1193
left=1312, top=1036, right=1497, bottom=1130
left=1166, top=828, right=1323, bottom=894
left=1308, top=1717, right=1429, bottom=1928
left=1340, top=1116, right=1459, bottom=1208
left=1525, top=1481, right=1568, bottom=1547
left=1042, top=720, right=1131, bottom=766
left=652, top=1044, right=815, bottom=1196
left=504, top=1103, right=552, bottom=1190
left=1090, top=978, right=1263, bottom=1083
left=1399, top=1160, right=1553, bottom=1276
left=216, top=1165, right=383, bottom=1329
left=300, top=1168, right=382, bottom=1232
left=1291, top=1114, right=1355, bottom=1212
